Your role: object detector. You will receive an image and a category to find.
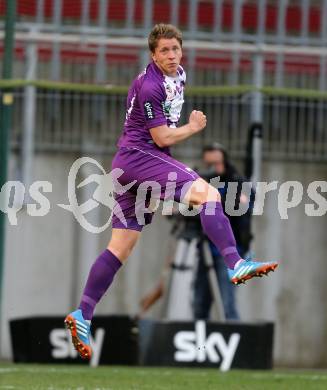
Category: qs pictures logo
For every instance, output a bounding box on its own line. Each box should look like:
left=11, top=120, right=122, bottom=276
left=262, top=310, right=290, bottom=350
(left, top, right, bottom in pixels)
left=58, top=157, right=136, bottom=233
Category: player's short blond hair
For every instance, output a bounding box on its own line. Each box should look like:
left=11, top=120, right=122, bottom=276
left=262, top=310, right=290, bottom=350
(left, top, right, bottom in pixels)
left=148, top=23, right=183, bottom=53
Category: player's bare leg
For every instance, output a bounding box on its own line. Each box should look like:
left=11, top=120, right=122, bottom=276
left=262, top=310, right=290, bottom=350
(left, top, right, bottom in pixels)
left=184, top=178, right=278, bottom=285
left=107, top=228, right=141, bottom=262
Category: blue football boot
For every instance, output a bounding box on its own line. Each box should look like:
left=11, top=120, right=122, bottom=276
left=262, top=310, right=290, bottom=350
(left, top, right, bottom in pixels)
left=229, top=257, right=278, bottom=285
left=64, top=309, right=92, bottom=360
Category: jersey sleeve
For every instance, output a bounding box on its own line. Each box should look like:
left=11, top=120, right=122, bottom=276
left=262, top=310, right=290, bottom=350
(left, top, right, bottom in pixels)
left=138, top=80, right=167, bottom=129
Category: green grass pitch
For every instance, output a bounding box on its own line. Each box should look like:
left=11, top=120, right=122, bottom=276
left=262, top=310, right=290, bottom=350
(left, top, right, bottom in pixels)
left=1, top=363, right=327, bottom=390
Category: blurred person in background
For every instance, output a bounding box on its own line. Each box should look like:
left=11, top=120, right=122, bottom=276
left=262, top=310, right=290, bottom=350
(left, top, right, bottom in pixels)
left=194, top=143, right=254, bottom=320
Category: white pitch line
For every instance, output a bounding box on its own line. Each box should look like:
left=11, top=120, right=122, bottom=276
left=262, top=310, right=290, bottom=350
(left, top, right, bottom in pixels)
left=0, top=386, right=16, bottom=389
left=251, top=372, right=327, bottom=381
left=0, top=368, right=18, bottom=373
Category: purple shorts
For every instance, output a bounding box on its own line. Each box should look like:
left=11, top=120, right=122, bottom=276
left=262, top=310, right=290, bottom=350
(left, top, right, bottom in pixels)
left=111, top=146, right=199, bottom=231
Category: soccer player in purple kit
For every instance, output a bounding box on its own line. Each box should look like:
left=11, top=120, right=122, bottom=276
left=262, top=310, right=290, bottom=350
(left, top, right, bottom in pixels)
left=65, top=24, right=278, bottom=360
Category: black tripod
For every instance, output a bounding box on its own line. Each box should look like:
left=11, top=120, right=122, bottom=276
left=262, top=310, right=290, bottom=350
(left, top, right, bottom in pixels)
left=161, top=218, right=226, bottom=322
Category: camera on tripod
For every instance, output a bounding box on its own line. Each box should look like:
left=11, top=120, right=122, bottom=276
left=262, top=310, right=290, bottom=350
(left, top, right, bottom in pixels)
left=169, top=167, right=219, bottom=240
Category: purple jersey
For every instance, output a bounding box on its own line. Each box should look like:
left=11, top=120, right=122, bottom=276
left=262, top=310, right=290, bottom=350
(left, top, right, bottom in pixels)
left=117, top=61, right=186, bottom=153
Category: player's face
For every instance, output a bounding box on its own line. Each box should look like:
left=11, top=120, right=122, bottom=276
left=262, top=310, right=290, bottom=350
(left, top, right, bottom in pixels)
left=152, top=38, right=182, bottom=76
left=203, top=150, right=226, bottom=175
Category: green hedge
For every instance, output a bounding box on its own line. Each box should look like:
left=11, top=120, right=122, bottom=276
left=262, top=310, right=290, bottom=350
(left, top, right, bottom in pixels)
left=1, top=79, right=327, bottom=99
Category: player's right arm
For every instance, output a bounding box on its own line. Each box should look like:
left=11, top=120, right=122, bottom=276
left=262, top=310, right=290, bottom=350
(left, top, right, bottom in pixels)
left=149, top=110, right=207, bottom=148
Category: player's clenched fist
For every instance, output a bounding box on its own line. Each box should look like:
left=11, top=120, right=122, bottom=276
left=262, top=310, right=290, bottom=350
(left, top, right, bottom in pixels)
left=189, top=110, right=207, bottom=133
